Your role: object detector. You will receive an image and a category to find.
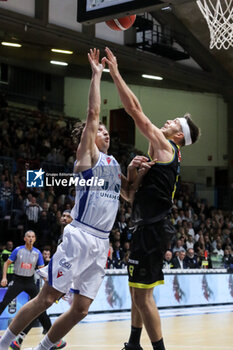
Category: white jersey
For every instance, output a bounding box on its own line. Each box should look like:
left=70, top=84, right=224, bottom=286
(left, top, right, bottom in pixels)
left=71, top=152, right=121, bottom=238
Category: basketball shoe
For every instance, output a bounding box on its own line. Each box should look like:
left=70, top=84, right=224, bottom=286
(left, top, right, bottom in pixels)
left=122, top=343, right=143, bottom=350
left=9, top=338, right=66, bottom=350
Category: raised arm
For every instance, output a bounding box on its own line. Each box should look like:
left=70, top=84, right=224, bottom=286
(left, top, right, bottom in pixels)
left=75, top=49, right=105, bottom=172
left=103, top=47, right=169, bottom=151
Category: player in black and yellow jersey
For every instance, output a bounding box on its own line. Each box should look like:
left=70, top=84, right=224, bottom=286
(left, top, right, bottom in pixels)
left=104, top=47, right=200, bottom=350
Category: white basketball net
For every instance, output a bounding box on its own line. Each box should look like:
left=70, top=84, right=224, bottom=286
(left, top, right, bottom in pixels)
left=196, top=0, right=233, bottom=49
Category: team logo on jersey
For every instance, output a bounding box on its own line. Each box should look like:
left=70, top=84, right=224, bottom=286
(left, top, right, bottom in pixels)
left=57, top=270, right=64, bottom=278
left=106, top=157, right=112, bottom=164
left=59, top=258, right=71, bottom=270
left=26, top=168, right=45, bottom=187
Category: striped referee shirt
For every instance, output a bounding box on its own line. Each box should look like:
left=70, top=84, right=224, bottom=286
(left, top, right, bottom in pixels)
left=9, top=246, right=44, bottom=277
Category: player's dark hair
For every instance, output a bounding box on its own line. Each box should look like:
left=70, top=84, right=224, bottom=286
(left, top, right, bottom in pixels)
left=180, top=113, right=200, bottom=147
left=71, top=122, right=86, bottom=147
left=71, top=121, right=104, bottom=147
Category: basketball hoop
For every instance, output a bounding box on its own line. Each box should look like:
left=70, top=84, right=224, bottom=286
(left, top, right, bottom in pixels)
left=196, top=0, right=233, bottom=50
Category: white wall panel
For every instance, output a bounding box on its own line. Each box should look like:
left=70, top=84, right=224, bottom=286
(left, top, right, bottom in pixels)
left=49, top=0, right=82, bottom=32
left=0, top=0, right=35, bottom=17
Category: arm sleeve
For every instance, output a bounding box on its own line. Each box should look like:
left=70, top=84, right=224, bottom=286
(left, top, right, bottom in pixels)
left=9, top=247, right=19, bottom=262
left=37, top=251, right=45, bottom=267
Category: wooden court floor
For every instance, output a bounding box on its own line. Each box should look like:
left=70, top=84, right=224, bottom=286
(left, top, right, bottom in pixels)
left=1, top=310, right=233, bottom=350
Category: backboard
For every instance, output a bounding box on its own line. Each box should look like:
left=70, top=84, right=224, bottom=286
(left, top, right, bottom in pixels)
left=77, top=0, right=166, bottom=25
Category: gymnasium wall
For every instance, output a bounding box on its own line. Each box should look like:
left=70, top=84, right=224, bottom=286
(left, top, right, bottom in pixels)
left=64, top=76, right=228, bottom=185
left=0, top=0, right=35, bottom=17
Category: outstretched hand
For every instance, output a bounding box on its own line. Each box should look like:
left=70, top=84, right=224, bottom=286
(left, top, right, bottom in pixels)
left=88, top=48, right=105, bottom=74
left=129, top=155, right=157, bottom=179
left=129, top=155, right=156, bottom=172
left=103, top=47, right=119, bottom=76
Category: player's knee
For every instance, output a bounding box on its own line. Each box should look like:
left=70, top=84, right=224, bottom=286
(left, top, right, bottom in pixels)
left=35, top=294, right=56, bottom=309
left=71, top=305, right=89, bottom=321
left=132, top=292, right=152, bottom=310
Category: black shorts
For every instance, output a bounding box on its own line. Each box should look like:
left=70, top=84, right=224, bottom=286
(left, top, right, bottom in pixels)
left=128, top=216, right=175, bottom=288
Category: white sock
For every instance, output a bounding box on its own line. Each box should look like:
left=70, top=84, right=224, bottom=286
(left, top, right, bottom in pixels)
left=0, top=328, right=17, bottom=350
left=34, top=335, right=56, bottom=350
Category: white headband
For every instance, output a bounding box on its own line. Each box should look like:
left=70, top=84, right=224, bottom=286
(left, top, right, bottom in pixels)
left=178, top=118, right=192, bottom=146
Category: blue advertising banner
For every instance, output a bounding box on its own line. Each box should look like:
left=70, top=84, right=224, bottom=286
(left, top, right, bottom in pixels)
left=0, top=288, right=29, bottom=318
left=0, top=288, right=29, bottom=329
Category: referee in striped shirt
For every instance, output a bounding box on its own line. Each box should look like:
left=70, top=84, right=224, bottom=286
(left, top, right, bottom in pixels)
left=0, top=231, right=66, bottom=350
left=0, top=231, right=51, bottom=323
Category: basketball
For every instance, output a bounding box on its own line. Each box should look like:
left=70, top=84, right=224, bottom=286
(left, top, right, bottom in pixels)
left=105, top=15, right=136, bottom=31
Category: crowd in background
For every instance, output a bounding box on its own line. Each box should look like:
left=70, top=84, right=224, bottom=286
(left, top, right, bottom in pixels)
left=0, top=101, right=233, bottom=278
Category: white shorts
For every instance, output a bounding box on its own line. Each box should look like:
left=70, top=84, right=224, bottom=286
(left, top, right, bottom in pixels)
left=48, top=223, right=109, bottom=300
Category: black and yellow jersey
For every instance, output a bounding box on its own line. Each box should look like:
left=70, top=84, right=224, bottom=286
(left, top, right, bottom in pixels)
left=132, top=140, right=181, bottom=225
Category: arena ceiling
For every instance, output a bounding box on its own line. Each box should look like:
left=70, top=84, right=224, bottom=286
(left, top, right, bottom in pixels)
left=0, top=0, right=232, bottom=101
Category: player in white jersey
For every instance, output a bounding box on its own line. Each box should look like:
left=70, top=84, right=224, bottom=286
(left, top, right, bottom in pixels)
left=0, top=48, right=146, bottom=350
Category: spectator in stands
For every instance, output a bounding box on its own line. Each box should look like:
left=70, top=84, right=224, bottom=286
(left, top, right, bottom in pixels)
left=222, top=237, right=232, bottom=251
left=46, top=148, right=59, bottom=164
left=222, top=227, right=231, bottom=243
left=112, top=229, right=121, bottom=242
left=184, top=248, right=199, bottom=268
left=192, top=213, right=200, bottom=230
left=117, top=214, right=127, bottom=235
left=204, top=234, right=212, bottom=253
left=46, top=186, right=56, bottom=203
left=42, top=249, right=51, bottom=266
left=172, top=250, right=187, bottom=269
left=187, top=221, right=195, bottom=238
left=176, top=226, right=185, bottom=239
left=223, top=246, right=233, bottom=268
left=177, top=209, right=186, bottom=222
left=172, top=239, right=184, bottom=255
left=185, top=234, right=194, bottom=251
left=172, top=210, right=180, bottom=225
left=37, top=191, right=46, bottom=208
left=0, top=180, right=13, bottom=216
left=213, top=241, right=224, bottom=256
left=163, top=250, right=173, bottom=269
left=123, top=241, right=130, bottom=253
left=25, top=196, right=42, bottom=230
left=112, top=240, right=125, bottom=269
left=194, top=234, right=205, bottom=254
left=177, top=195, right=184, bottom=209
